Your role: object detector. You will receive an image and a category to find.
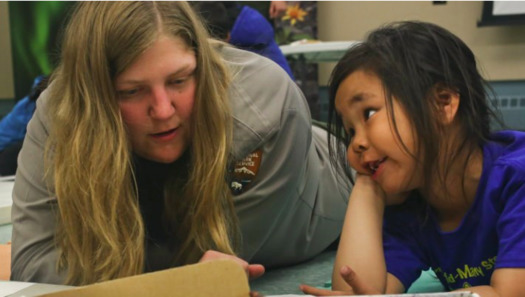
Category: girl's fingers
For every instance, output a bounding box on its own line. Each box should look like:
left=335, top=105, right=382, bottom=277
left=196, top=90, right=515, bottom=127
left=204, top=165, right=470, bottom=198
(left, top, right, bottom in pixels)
left=299, top=284, right=352, bottom=296
left=340, top=265, right=380, bottom=295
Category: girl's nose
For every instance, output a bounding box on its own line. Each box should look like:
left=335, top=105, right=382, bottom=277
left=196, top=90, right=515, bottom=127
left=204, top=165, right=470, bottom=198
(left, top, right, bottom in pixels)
left=149, top=88, right=175, bottom=119
left=351, top=130, right=369, bottom=153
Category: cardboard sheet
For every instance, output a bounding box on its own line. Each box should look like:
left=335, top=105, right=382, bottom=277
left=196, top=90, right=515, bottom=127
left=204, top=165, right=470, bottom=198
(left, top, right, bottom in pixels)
left=270, top=293, right=479, bottom=297
left=39, top=259, right=250, bottom=297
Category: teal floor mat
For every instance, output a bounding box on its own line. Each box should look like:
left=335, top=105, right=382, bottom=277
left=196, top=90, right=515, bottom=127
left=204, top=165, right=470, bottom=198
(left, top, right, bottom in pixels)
left=251, top=251, right=444, bottom=295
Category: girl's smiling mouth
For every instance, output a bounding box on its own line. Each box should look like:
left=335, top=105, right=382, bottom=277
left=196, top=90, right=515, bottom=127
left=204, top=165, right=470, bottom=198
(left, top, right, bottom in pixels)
left=364, top=157, right=387, bottom=178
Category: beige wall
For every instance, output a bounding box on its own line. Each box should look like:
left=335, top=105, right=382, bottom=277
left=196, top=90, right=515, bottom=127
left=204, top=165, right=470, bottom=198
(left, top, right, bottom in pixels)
left=0, top=2, right=14, bottom=100
left=317, top=1, right=525, bottom=85
left=1, top=2, right=524, bottom=92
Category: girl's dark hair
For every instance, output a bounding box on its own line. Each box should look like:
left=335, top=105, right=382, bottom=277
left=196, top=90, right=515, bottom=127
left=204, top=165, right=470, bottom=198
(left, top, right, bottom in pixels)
left=327, top=21, right=500, bottom=197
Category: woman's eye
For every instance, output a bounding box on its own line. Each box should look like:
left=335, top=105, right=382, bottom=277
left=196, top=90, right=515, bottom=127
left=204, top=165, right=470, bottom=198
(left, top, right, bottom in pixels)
left=364, top=109, right=376, bottom=120
left=117, top=88, right=140, bottom=98
left=169, top=72, right=194, bottom=86
left=169, top=78, right=186, bottom=85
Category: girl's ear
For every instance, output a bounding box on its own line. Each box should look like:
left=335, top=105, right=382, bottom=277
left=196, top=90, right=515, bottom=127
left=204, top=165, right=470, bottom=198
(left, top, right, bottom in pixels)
left=433, top=84, right=460, bottom=125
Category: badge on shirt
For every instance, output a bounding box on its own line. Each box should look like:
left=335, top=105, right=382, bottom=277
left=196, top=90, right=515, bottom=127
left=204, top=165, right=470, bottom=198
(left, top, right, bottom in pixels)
left=229, top=149, right=262, bottom=195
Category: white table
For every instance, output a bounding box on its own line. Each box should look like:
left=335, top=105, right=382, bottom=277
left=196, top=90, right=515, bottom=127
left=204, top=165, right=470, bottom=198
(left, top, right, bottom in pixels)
left=0, top=176, right=14, bottom=226
left=279, top=40, right=360, bottom=63
left=0, top=281, right=71, bottom=297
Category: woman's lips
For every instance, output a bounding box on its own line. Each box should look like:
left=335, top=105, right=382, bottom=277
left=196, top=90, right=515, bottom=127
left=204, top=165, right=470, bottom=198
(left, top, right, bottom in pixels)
left=150, top=128, right=178, bottom=141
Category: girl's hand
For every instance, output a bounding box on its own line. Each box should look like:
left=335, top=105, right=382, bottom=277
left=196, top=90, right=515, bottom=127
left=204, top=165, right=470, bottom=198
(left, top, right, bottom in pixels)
left=300, top=265, right=381, bottom=296
left=299, top=285, right=352, bottom=296
left=355, top=173, right=409, bottom=206
left=353, top=173, right=387, bottom=206
left=198, top=250, right=265, bottom=280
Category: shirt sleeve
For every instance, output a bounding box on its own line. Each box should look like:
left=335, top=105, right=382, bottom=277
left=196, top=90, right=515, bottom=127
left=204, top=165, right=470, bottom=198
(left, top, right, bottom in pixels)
left=494, top=162, right=525, bottom=269
left=225, top=47, right=350, bottom=266
left=10, top=88, right=66, bottom=284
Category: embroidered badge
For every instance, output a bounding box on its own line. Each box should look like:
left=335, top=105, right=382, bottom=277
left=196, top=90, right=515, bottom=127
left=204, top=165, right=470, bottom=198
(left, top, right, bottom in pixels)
left=230, top=149, right=262, bottom=195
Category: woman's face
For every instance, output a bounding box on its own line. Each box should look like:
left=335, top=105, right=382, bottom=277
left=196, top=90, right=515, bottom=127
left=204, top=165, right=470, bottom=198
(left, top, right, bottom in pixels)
left=115, top=35, right=197, bottom=163
left=335, top=70, right=422, bottom=200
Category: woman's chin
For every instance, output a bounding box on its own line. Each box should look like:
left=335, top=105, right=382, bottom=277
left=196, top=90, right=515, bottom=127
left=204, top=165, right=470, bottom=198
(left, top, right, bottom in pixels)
left=139, top=151, right=184, bottom=164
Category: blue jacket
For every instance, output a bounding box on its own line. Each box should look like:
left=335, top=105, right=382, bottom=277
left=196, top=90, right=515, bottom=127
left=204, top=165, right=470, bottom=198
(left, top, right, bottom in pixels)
left=229, top=6, right=294, bottom=79
left=0, top=76, right=42, bottom=151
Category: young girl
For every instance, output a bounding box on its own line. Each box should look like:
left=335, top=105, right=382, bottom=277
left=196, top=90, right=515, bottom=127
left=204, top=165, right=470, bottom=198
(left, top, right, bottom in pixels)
left=301, top=21, right=525, bottom=296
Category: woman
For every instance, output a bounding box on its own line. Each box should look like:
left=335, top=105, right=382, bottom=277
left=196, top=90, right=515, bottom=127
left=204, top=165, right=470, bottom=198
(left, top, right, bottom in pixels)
left=10, top=2, right=351, bottom=285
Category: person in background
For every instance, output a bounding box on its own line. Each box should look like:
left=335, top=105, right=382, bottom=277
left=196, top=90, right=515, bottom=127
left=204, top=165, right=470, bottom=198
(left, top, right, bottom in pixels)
left=192, top=1, right=294, bottom=79
left=0, top=75, right=48, bottom=176
left=239, top=1, right=288, bottom=24
left=301, top=21, right=525, bottom=296
left=268, top=1, right=287, bottom=19
left=11, top=1, right=351, bottom=286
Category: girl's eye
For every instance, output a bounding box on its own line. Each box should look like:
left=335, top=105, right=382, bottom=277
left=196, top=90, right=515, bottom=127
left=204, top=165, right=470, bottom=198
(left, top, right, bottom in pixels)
left=364, top=109, right=376, bottom=120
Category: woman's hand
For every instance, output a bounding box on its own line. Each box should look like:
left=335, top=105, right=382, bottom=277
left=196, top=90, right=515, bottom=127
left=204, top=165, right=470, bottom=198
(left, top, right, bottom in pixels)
left=300, top=265, right=381, bottom=296
left=198, top=250, right=265, bottom=280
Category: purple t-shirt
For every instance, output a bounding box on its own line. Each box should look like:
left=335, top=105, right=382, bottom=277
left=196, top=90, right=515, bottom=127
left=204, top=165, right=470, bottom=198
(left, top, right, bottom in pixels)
left=383, top=130, right=525, bottom=291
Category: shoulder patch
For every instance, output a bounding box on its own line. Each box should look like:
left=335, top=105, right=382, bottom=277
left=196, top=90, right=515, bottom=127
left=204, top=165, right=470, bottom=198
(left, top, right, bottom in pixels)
left=229, top=149, right=262, bottom=195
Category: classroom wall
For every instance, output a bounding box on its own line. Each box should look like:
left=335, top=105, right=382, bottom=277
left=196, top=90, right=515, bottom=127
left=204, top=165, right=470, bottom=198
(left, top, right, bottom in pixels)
left=0, top=2, right=15, bottom=100
left=2, top=2, right=524, bottom=96
left=317, top=1, right=525, bottom=86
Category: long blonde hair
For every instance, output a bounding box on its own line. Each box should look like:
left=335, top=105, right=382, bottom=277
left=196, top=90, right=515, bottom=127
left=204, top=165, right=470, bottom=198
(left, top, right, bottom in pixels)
left=47, top=1, right=237, bottom=285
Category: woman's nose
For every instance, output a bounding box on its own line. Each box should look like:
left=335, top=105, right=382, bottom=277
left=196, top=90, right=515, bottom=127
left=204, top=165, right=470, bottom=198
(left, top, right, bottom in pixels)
left=149, top=88, right=175, bottom=119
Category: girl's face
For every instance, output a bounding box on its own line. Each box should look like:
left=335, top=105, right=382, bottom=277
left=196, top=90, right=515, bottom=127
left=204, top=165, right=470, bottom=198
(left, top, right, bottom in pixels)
left=335, top=70, right=422, bottom=200
left=115, top=35, right=196, bottom=164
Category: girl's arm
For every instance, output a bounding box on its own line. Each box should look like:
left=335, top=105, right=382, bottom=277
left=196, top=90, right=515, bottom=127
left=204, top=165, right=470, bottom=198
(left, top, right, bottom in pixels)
left=331, top=174, right=394, bottom=293
left=460, top=168, right=525, bottom=297
left=300, top=174, right=414, bottom=296
left=452, top=267, right=525, bottom=296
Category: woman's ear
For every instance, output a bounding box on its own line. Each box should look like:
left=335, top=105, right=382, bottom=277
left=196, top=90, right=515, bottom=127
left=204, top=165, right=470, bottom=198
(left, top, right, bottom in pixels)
left=433, top=85, right=460, bottom=125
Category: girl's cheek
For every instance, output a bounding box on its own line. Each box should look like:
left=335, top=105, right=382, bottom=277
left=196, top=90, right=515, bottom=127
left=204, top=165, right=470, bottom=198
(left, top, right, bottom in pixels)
left=346, top=150, right=364, bottom=173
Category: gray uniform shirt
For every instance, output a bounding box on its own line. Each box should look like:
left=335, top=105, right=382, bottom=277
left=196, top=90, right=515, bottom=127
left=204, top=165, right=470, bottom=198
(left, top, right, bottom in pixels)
left=10, top=46, right=351, bottom=284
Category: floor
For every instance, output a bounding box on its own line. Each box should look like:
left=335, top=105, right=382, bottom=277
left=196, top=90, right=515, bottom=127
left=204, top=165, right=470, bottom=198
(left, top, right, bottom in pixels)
left=251, top=250, right=444, bottom=295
